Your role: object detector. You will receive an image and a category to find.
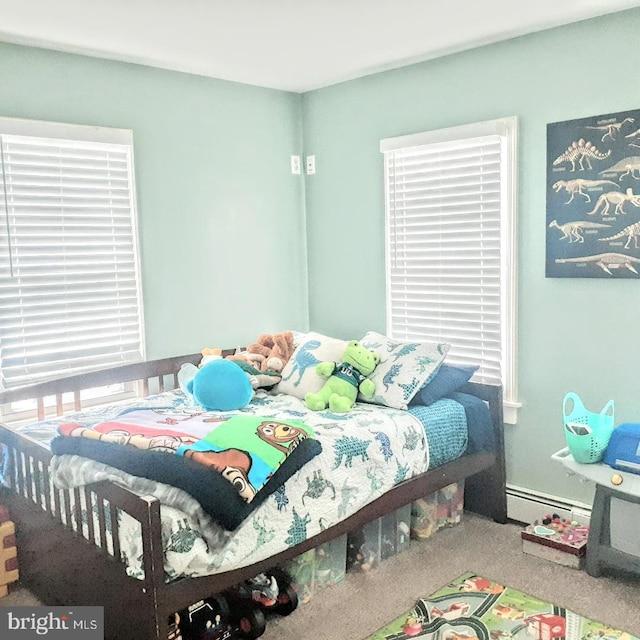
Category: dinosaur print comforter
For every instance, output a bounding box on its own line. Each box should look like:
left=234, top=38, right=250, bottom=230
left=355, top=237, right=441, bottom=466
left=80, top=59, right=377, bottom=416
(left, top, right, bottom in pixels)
left=10, top=388, right=467, bottom=581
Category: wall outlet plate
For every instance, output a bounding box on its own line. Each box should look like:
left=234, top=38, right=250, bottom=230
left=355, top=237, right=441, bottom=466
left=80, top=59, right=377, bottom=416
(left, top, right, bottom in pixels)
left=290, top=155, right=301, bottom=175
left=306, top=155, right=316, bottom=175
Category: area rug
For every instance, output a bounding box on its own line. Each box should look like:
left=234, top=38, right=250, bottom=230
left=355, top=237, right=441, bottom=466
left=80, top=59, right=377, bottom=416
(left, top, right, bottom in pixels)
left=364, top=571, right=639, bottom=640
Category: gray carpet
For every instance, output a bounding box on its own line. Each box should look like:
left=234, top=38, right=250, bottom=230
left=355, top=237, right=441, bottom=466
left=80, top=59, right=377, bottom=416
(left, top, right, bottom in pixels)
left=2, top=513, right=640, bottom=639
left=261, top=513, right=640, bottom=640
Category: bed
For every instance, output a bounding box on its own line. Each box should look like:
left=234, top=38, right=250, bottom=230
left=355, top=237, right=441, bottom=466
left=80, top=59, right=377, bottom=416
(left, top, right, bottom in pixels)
left=0, top=347, right=507, bottom=640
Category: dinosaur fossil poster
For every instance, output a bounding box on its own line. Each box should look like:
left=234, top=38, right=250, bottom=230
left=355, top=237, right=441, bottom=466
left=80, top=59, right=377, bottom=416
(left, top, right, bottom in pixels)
left=546, top=107, right=640, bottom=278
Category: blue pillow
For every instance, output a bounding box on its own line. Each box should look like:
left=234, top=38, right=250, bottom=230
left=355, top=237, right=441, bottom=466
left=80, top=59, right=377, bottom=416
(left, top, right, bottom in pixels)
left=412, top=363, right=479, bottom=406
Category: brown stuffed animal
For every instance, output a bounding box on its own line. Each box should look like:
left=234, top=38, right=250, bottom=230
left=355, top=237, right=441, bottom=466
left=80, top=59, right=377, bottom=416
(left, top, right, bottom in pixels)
left=268, top=331, right=295, bottom=372
left=247, top=331, right=295, bottom=373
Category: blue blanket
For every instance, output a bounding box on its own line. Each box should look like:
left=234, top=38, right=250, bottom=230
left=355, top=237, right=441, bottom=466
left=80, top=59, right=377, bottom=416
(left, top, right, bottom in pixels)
left=50, top=419, right=322, bottom=531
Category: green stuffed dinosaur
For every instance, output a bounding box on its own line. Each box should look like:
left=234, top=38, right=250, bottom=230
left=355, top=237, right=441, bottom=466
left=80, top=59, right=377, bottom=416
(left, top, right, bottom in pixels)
left=305, top=340, right=380, bottom=413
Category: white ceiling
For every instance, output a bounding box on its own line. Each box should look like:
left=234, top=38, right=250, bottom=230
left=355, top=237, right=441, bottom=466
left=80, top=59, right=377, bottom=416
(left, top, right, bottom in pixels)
left=1, top=0, right=639, bottom=93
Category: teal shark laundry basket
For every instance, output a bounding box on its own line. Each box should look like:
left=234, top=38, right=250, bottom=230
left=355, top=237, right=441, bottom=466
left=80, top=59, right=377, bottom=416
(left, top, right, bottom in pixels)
left=562, top=392, right=614, bottom=464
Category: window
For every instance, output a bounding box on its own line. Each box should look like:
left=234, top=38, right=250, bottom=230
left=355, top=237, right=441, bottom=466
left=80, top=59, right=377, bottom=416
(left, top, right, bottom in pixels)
left=381, top=117, right=520, bottom=423
left=0, top=117, right=144, bottom=390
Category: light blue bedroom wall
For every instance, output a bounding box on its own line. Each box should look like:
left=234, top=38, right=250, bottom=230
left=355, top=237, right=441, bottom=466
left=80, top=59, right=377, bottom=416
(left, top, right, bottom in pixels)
left=0, top=42, right=307, bottom=359
left=301, top=8, right=640, bottom=504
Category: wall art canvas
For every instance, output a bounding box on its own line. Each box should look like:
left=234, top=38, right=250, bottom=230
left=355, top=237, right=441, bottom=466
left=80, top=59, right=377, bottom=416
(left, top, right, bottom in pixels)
left=546, top=108, right=640, bottom=278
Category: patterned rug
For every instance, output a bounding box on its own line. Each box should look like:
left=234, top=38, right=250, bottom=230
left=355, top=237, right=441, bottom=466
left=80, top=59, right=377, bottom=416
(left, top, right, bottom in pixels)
left=364, top=571, right=638, bottom=640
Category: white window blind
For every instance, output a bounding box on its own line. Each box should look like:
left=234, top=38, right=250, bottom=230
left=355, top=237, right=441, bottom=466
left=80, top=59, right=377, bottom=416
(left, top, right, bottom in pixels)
left=381, top=117, right=519, bottom=423
left=0, top=117, right=144, bottom=389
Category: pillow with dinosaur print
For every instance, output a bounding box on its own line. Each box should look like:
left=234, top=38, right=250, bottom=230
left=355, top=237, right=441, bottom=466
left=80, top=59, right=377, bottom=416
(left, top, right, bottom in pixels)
left=357, top=331, right=450, bottom=410
left=275, top=331, right=348, bottom=401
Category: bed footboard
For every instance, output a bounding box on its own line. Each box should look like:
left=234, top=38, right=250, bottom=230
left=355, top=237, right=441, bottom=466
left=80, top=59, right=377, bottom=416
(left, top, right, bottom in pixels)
left=0, top=424, right=168, bottom=640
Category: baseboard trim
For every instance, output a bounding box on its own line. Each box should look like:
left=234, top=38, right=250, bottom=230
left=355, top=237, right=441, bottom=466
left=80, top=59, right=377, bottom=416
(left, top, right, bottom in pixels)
left=506, top=484, right=591, bottom=526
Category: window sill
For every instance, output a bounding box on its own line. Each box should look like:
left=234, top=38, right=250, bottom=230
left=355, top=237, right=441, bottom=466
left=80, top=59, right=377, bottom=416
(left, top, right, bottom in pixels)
left=504, top=400, right=522, bottom=425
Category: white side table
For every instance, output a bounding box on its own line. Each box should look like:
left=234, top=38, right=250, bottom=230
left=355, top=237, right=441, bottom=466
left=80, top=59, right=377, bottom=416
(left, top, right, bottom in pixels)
left=552, top=448, right=640, bottom=578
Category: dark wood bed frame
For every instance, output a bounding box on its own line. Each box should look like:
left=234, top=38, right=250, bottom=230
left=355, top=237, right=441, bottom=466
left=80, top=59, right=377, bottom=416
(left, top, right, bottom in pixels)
left=0, top=353, right=507, bottom=640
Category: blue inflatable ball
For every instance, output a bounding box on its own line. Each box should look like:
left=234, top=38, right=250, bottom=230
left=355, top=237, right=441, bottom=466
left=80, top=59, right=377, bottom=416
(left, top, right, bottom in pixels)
left=187, top=359, right=253, bottom=411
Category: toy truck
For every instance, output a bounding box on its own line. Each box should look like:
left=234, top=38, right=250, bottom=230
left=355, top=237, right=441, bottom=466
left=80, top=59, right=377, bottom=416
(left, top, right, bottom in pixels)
left=177, top=569, right=298, bottom=640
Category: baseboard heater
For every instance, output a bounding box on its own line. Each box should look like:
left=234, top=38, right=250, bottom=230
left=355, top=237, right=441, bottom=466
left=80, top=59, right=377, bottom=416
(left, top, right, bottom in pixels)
left=506, top=484, right=592, bottom=526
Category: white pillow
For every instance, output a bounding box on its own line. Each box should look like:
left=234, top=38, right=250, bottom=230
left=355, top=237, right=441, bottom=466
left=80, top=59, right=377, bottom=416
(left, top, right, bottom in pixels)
left=275, top=332, right=348, bottom=400
left=358, top=331, right=450, bottom=410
